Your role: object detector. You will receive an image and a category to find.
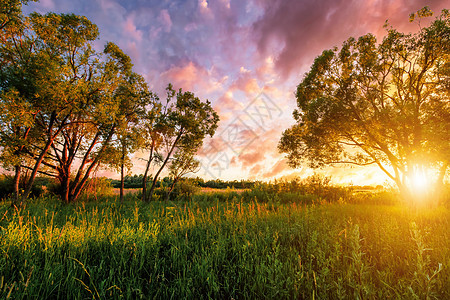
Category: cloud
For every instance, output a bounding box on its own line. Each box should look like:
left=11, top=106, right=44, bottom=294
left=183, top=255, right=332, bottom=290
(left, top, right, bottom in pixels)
left=238, top=151, right=266, bottom=168
left=249, top=164, right=263, bottom=176
left=252, top=0, right=449, bottom=78
left=161, top=61, right=208, bottom=91
left=39, top=0, right=55, bottom=9
left=158, top=9, right=173, bottom=32
left=263, top=159, right=288, bottom=178
left=197, top=137, right=229, bottom=158
left=230, top=72, right=260, bottom=96
left=124, top=15, right=143, bottom=41
left=215, top=91, right=243, bottom=113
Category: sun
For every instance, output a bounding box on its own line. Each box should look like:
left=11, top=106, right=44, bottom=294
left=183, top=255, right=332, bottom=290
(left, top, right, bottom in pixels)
left=408, top=166, right=433, bottom=196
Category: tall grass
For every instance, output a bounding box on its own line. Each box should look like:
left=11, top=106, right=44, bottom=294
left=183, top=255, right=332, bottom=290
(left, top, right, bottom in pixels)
left=0, top=196, right=449, bottom=299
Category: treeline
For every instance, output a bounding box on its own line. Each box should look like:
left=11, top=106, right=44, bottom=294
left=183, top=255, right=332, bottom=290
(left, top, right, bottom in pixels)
left=111, top=175, right=256, bottom=190
left=0, top=1, right=219, bottom=204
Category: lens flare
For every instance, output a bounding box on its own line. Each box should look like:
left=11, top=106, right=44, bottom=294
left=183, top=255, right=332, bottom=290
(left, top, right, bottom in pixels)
left=408, top=166, right=432, bottom=197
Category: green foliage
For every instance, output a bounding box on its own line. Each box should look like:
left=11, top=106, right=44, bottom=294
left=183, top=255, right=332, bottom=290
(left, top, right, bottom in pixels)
left=279, top=8, right=450, bottom=200
left=0, top=198, right=448, bottom=299
left=249, top=174, right=354, bottom=203
left=144, top=85, right=219, bottom=202
left=0, top=0, right=37, bottom=30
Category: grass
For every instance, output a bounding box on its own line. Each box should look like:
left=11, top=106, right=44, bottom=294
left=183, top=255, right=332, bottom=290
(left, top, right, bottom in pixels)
left=0, top=194, right=449, bottom=299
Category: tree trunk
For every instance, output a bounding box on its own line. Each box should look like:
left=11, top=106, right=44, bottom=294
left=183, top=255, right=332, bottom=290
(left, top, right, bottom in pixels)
left=147, top=133, right=182, bottom=202
left=70, top=127, right=115, bottom=202
left=12, top=165, right=21, bottom=204
left=166, top=178, right=178, bottom=201
left=21, top=134, right=54, bottom=204
left=142, top=141, right=154, bottom=202
left=21, top=112, right=60, bottom=204
left=120, top=154, right=125, bottom=203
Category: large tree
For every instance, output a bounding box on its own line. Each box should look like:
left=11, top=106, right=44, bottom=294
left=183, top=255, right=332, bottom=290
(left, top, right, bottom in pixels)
left=279, top=8, right=449, bottom=201
left=0, top=11, right=156, bottom=203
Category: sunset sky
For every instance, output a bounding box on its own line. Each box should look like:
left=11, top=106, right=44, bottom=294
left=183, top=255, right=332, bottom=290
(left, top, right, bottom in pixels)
left=24, top=0, right=448, bottom=185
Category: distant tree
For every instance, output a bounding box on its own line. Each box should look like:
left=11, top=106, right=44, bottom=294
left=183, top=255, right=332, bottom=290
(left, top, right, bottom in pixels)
left=279, top=8, right=449, bottom=201
left=145, top=85, right=219, bottom=202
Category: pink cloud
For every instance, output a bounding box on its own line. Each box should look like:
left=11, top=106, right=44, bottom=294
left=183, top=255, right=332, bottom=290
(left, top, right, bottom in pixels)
left=263, top=159, right=288, bottom=178
left=252, top=0, right=449, bottom=78
left=249, top=164, right=263, bottom=176
left=230, top=72, right=260, bottom=96
left=161, top=61, right=208, bottom=91
left=238, top=151, right=266, bottom=168
left=214, top=91, right=242, bottom=113
left=197, top=137, right=229, bottom=157
left=124, top=16, right=143, bottom=41
left=40, top=0, right=55, bottom=9
left=158, top=9, right=172, bottom=32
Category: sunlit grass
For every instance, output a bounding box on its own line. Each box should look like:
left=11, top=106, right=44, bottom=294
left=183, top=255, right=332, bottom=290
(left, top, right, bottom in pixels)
left=0, top=194, right=449, bottom=299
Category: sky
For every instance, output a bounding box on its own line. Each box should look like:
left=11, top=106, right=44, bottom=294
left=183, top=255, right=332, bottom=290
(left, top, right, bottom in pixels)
left=23, top=0, right=448, bottom=185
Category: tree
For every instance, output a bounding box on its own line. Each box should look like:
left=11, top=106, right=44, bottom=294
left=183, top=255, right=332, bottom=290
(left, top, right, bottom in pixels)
left=139, top=94, right=162, bottom=202
left=0, top=11, right=155, bottom=203
left=106, top=72, right=156, bottom=203
left=144, top=85, right=219, bottom=202
left=279, top=8, right=449, bottom=201
left=0, top=1, right=41, bottom=202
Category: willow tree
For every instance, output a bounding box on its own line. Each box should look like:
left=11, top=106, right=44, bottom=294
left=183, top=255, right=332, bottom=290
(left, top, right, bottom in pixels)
left=0, top=10, right=155, bottom=203
left=279, top=8, right=449, bottom=201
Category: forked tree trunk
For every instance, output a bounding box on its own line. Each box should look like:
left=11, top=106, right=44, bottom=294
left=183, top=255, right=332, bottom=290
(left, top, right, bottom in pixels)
left=69, top=128, right=115, bottom=202
left=147, top=133, right=182, bottom=202
left=20, top=112, right=62, bottom=205
left=21, top=133, right=55, bottom=204
left=60, top=170, right=71, bottom=204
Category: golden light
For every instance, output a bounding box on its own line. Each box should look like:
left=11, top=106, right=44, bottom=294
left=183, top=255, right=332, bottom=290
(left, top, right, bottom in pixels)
left=411, top=168, right=429, bottom=193
left=407, top=165, right=434, bottom=200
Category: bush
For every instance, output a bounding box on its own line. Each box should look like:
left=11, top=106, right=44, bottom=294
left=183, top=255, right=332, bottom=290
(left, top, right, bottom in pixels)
left=0, top=174, right=45, bottom=201
left=248, top=174, right=353, bottom=203
left=172, top=179, right=201, bottom=200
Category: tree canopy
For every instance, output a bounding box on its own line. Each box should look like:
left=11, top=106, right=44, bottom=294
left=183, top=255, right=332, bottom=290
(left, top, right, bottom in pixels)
left=279, top=8, right=449, bottom=200
left=0, top=2, right=219, bottom=203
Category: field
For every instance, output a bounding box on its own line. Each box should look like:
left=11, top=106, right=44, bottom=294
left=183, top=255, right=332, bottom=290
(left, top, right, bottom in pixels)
left=0, top=192, right=449, bottom=299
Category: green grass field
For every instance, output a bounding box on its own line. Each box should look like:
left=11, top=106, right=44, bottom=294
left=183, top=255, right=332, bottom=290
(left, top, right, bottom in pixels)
left=0, top=194, right=449, bottom=299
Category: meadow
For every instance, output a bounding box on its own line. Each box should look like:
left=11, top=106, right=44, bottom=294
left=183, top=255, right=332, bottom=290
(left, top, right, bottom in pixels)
left=0, top=190, right=449, bottom=299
